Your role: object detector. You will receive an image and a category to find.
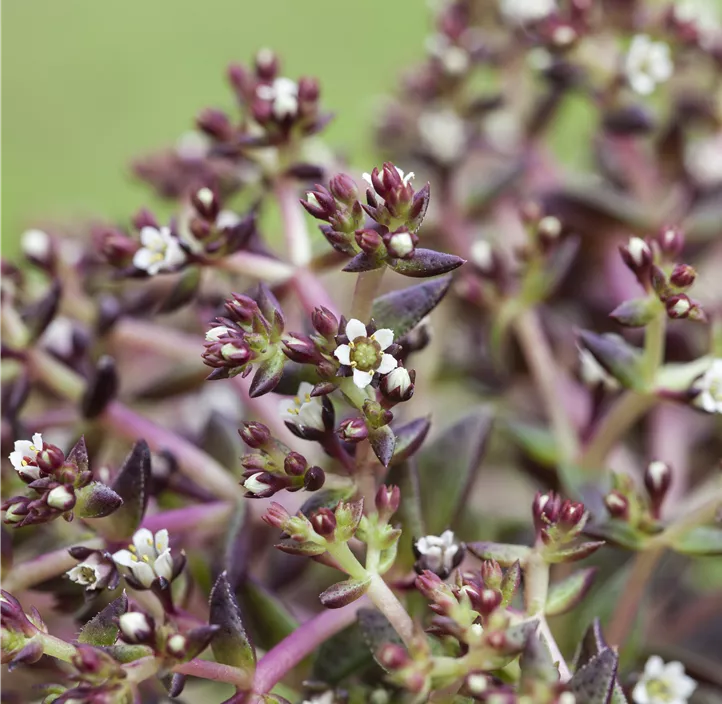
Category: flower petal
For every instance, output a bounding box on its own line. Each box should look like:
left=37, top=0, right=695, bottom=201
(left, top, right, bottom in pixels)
left=352, top=368, right=374, bottom=389
left=132, top=528, right=156, bottom=559
left=298, top=399, right=325, bottom=431
left=345, top=318, right=367, bottom=342
left=632, top=681, right=650, bottom=704
left=132, top=247, right=157, bottom=272
left=297, top=381, right=315, bottom=399
left=334, top=344, right=352, bottom=366
left=154, top=550, right=174, bottom=581
left=140, top=226, right=163, bottom=249
left=377, top=354, right=398, bottom=375
left=371, top=328, right=394, bottom=350
left=154, top=529, right=169, bottom=554
left=279, top=397, right=297, bottom=422
left=644, top=655, right=665, bottom=678
left=112, top=549, right=135, bottom=568
left=8, top=451, right=25, bottom=471
left=31, top=433, right=43, bottom=450
left=131, top=560, right=156, bottom=588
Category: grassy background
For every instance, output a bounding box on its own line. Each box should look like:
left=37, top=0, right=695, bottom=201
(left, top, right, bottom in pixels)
left=1, top=0, right=427, bottom=251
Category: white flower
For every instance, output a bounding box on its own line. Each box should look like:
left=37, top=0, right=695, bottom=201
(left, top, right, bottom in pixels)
left=471, top=240, right=494, bottom=273
left=387, top=231, right=415, bottom=258
left=216, top=210, right=242, bottom=231
left=132, top=226, right=186, bottom=275
left=302, top=693, right=335, bottom=704
left=9, top=433, right=44, bottom=480
left=627, top=236, right=651, bottom=266
left=46, top=485, right=75, bottom=511
left=632, top=655, right=696, bottom=704
left=685, top=132, right=722, bottom=188
left=118, top=611, right=154, bottom=642
left=362, top=166, right=415, bottom=190
left=21, top=229, right=51, bottom=260
left=692, top=358, right=722, bottom=414
left=112, top=528, right=174, bottom=588
left=205, top=325, right=231, bottom=342
left=418, top=109, right=466, bottom=165
left=579, top=348, right=620, bottom=391
left=243, top=473, right=271, bottom=496
left=256, top=77, right=299, bottom=120
left=383, top=367, right=413, bottom=397
left=66, top=553, right=111, bottom=590
left=415, top=530, right=461, bottom=576
left=624, top=35, right=673, bottom=96
left=280, top=382, right=325, bottom=432
left=500, top=0, right=556, bottom=24
left=334, top=319, right=398, bottom=389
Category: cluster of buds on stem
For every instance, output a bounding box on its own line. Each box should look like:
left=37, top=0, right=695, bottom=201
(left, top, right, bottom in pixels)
left=202, top=286, right=286, bottom=394
left=2, top=436, right=121, bottom=528
left=239, top=421, right=325, bottom=497
left=1, top=591, right=48, bottom=668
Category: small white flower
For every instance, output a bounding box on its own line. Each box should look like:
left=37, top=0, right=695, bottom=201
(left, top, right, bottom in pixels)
left=627, top=236, right=651, bottom=266
left=306, top=192, right=321, bottom=209
left=692, top=358, right=722, bottom=414
left=66, top=553, right=111, bottom=590
left=646, top=461, right=671, bottom=492
left=500, top=0, right=556, bottom=24
left=132, top=226, right=186, bottom=276
left=9, top=433, right=44, bottom=480
left=470, top=240, right=494, bottom=273
left=362, top=166, right=415, bottom=191
left=579, top=348, right=620, bottom=391
left=244, top=473, right=271, bottom=496
left=383, top=367, right=413, bottom=397
left=632, top=655, right=696, bottom=704
left=624, top=35, right=673, bottom=96
left=418, top=109, right=466, bottom=165
left=21, top=229, right=51, bottom=260
left=387, top=231, right=415, bottom=258
left=425, top=34, right=470, bottom=75
left=167, top=633, right=188, bottom=656
left=256, top=77, right=299, bottom=120
left=46, top=485, right=75, bottom=511
left=415, top=530, right=460, bottom=576
left=280, top=382, right=325, bottom=432
left=334, top=319, right=398, bottom=389
left=112, top=528, right=174, bottom=588
left=205, top=325, right=231, bottom=342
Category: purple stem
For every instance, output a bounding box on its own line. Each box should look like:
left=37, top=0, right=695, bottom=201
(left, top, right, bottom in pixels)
left=292, top=267, right=340, bottom=318
left=253, top=597, right=368, bottom=694
left=142, top=501, right=233, bottom=534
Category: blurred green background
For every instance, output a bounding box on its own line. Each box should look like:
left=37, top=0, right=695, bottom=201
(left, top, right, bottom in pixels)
left=1, top=0, right=427, bottom=252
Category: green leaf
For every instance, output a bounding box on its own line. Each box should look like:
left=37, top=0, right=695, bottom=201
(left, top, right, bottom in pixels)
left=106, top=440, right=151, bottom=539
left=371, top=275, right=453, bottom=339
left=238, top=580, right=299, bottom=651
left=311, top=622, right=376, bottom=685
left=78, top=592, right=128, bottom=646
left=467, top=542, right=530, bottom=568
left=505, top=421, right=559, bottom=467
left=74, top=482, right=123, bottom=519
left=578, top=331, right=645, bottom=391
left=569, top=648, right=620, bottom=704
left=417, top=407, right=493, bottom=535
left=158, top=265, right=201, bottom=313
left=249, top=349, right=286, bottom=397
left=544, top=541, right=605, bottom=564
left=546, top=568, right=597, bottom=616
left=391, top=416, right=431, bottom=465
left=209, top=571, right=255, bottom=675
left=585, top=521, right=647, bottom=551
left=670, top=525, right=722, bottom=556
left=385, top=460, right=425, bottom=571
left=358, top=608, right=404, bottom=671
left=609, top=298, right=657, bottom=328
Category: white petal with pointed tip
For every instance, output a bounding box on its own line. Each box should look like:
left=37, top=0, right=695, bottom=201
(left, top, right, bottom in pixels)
left=352, top=368, right=374, bottom=388
left=372, top=329, right=394, bottom=350
left=345, top=319, right=367, bottom=341
left=377, top=354, right=398, bottom=375
left=334, top=344, right=352, bottom=365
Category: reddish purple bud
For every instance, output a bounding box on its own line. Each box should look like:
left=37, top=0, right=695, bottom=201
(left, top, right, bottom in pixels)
left=329, top=173, right=359, bottom=205
left=355, top=228, right=384, bottom=255
left=297, top=77, right=320, bottom=106
left=35, top=444, right=65, bottom=474
left=657, top=225, right=685, bottom=258
left=619, top=237, right=652, bottom=275
left=254, top=49, right=278, bottom=80
left=670, top=264, right=697, bottom=289
left=227, top=62, right=251, bottom=96
left=384, top=228, right=418, bottom=259
left=251, top=97, right=273, bottom=124
left=481, top=560, right=503, bottom=590
left=477, top=588, right=502, bottom=614
left=191, top=186, right=221, bottom=221
left=338, top=417, right=369, bottom=443
left=604, top=491, right=629, bottom=519
left=310, top=507, right=336, bottom=537
left=303, top=466, right=326, bottom=491
left=282, top=334, right=321, bottom=364
left=238, top=422, right=271, bottom=449
left=93, top=227, right=139, bottom=266
left=644, top=460, right=672, bottom=518
left=196, top=108, right=233, bottom=141
left=262, top=502, right=291, bottom=530
left=665, top=293, right=692, bottom=319
left=559, top=500, right=585, bottom=530
left=377, top=643, right=410, bottom=671
left=375, top=485, right=401, bottom=521
left=284, top=452, right=308, bottom=477
left=532, top=491, right=561, bottom=533
left=380, top=367, right=415, bottom=403
left=311, top=307, right=338, bottom=337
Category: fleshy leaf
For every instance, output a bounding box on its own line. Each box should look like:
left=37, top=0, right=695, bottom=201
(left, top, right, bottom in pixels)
left=498, top=618, right=539, bottom=654
left=369, top=425, right=396, bottom=467
left=669, top=525, right=722, bottom=555
left=319, top=577, right=371, bottom=609
left=312, top=622, right=376, bottom=685
left=252, top=283, right=285, bottom=339
left=390, top=416, right=430, bottom=465
left=78, top=592, right=128, bottom=646
left=249, top=350, right=286, bottom=397
left=209, top=571, right=256, bottom=676
left=506, top=421, right=559, bottom=468
left=135, top=365, right=207, bottom=400
left=520, top=633, right=558, bottom=686
left=584, top=521, right=646, bottom=551
left=609, top=298, right=657, bottom=328
left=569, top=648, right=619, bottom=704
left=66, top=436, right=90, bottom=475
left=161, top=673, right=186, bottom=698
left=82, top=355, right=119, bottom=419
left=578, top=331, right=644, bottom=391
left=417, top=408, right=493, bottom=535
left=238, top=580, right=299, bottom=651
left=203, top=412, right=243, bottom=478
left=358, top=608, right=405, bottom=671
left=389, top=248, right=465, bottom=278
left=299, top=488, right=355, bottom=518
left=371, top=275, right=453, bottom=340
left=74, top=482, right=123, bottom=519
left=544, top=541, right=605, bottom=564
left=275, top=539, right=327, bottom=556
left=223, top=500, right=250, bottom=589
left=467, top=542, right=531, bottom=567
left=342, top=252, right=384, bottom=272
left=107, top=440, right=151, bottom=538
left=546, top=568, right=597, bottom=616
left=23, top=280, right=61, bottom=341
left=500, top=561, right=521, bottom=606
left=385, top=460, right=425, bottom=571
left=157, top=265, right=201, bottom=314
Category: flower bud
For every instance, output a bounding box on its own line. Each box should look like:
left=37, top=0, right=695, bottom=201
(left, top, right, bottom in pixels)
left=254, top=48, right=278, bottom=80
left=94, top=227, right=139, bottom=266
left=46, top=485, right=76, bottom=512
left=477, top=588, right=502, bottom=615
left=35, top=444, right=65, bottom=474
left=375, top=485, right=400, bottom=522
left=380, top=367, right=415, bottom=402
left=238, top=422, right=271, bottom=449
left=191, top=187, right=220, bottom=221
left=166, top=633, right=188, bottom=658
left=644, top=460, right=672, bottom=518
left=2, top=498, right=30, bottom=524
left=282, top=334, right=321, bottom=364
left=558, top=499, right=585, bottom=530
left=311, top=307, right=338, bottom=337
left=670, top=264, right=696, bottom=289
left=284, top=452, right=308, bottom=477
left=665, top=294, right=692, bottom=319
left=355, top=228, right=384, bottom=255
left=537, top=215, right=562, bottom=245
left=338, top=417, right=369, bottom=443
left=532, top=491, right=561, bottom=533
left=310, top=508, right=336, bottom=537
left=262, top=502, right=292, bottom=531
left=118, top=611, right=155, bottom=644
left=243, top=472, right=275, bottom=498
left=657, top=226, right=684, bottom=258
left=604, top=490, right=629, bottom=519
left=329, top=173, right=359, bottom=205
left=196, top=108, right=233, bottom=141
left=303, top=466, right=326, bottom=491
left=384, top=228, right=417, bottom=259
left=620, top=236, right=652, bottom=273
left=377, top=643, right=410, bottom=671
left=480, top=560, right=503, bottom=590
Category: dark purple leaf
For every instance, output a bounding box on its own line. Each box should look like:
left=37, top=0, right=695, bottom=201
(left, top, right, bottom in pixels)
left=389, top=248, right=465, bottom=278
left=81, top=355, right=118, bottom=419
left=391, top=416, right=431, bottom=465
left=319, top=577, right=371, bottom=609
left=108, top=440, right=151, bottom=538
left=74, top=482, right=123, bottom=519
left=368, top=426, right=396, bottom=467
left=342, top=252, right=384, bottom=273
left=249, top=351, right=286, bottom=397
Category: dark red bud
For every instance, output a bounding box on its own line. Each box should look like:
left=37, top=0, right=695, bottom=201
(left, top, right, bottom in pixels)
left=480, top=560, right=503, bottom=589
left=191, top=186, right=221, bottom=221
left=254, top=49, right=278, bottom=80
left=665, top=294, right=692, bottom=319
left=238, top=422, right=271, bottom=449
left=338, top=417, right=369, bottom=443
left=355, top=228, right=384, bottom=255
left=310, top=507, right=336, bottom=537
left=657, top=225, right=685, bottom=258
left=311, top=307, right=338, bottom=337
left=284, top=452, right=308, bottom=477
left=329, top=173, right=359, bottom=204
left=375, top=484, right=400, bottom=521
left=303, top=466, right=325, bottom=491
left=604, top=490, right=629, bottom=519
left=377, top=643, right=410, bottom=670
left=196, top=108, right=233, bottom=141
left=670, top=264, right=696, bottom=289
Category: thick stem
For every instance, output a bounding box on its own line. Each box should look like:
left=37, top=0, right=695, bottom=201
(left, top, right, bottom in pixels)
left=217, top=251, right=295, bottom=284
left=102, top=402, right=240, bottom=499
left=40, top=633, right=77, bottom=662
left=125, top=655, right=161, bottom=684
left=3, top=538, right=104, bottom=593
left=173, top=658, right=252, bottom=688
left=578, top=391, right=655, bottom=469
left=350, top=268, right=385, bottom=322
left=253, top=598, right=367, bottom=695
left=642, top=311, right=666, bottom=387
left=513, top=309, right=579, bottom=462
left=277, top=178, right=311, bottom=268
left=366, top=573, right=415, bottom=647
left=538, top=618, right=572, bottom=682
left=142, top=502, right=234, bottom=535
